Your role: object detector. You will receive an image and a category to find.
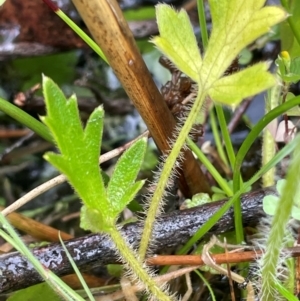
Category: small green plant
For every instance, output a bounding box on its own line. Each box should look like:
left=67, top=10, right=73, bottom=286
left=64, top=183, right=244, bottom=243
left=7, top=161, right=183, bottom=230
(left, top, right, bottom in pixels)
left=41, top=76, right=172, bottom=300
left=139, top=1, right=286, bottom=258
left=2, top=0, right=300, bottom=300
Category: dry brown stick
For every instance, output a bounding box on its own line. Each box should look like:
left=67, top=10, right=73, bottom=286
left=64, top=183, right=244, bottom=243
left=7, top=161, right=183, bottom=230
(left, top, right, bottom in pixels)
left=0, top=206, right=73, bottom=242
left=227, top=97, right=253, bottom=134
left=147, top=250, right=260, bottom=266
left=70, top=0, right=211, bottom=197
left=147, top=247, right=300, bottom=266
left=0, top=129, right=31, bottom=138
left=0, top=186, right=275, bottom=293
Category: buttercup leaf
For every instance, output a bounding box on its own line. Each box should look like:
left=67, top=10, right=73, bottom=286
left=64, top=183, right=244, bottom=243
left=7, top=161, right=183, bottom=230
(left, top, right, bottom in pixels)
left=143, top=0, right=287, bottom=261
left=152, top=1, right=286, bottom=107
left=42, top=77, right=148, bottom=234
left=42, top=76, right=107, bottom=210
left=201, top=1, right=287, bottom=87
left=151, top=4, right=202, bottom=81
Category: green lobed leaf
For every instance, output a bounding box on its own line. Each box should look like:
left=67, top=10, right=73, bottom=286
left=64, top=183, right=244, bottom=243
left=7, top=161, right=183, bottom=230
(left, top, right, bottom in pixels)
left=202, top=1, right=287, bottom=86
left=151, top=4, right=202, bottom=82
left=42, top=76, right=107, bottom=210
left=152, top=1, right=286, bottom=107
left=184, top=193, right=212, bottom=209
left=208, top=63, right=276, bottom=106
left=107, top=138, right=147, bottom=218
left=42, top=92, right=83, bottom=156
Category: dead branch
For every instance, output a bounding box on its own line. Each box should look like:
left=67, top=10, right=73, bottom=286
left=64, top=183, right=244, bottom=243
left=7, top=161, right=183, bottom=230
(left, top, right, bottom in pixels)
left=0, top=186, right=276, bottom=293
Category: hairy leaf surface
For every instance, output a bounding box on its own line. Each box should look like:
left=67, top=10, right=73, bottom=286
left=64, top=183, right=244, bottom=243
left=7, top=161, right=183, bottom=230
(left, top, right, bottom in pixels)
left=42, top=77, right=106, bottom=210
left=152, top=5, right=202, bottom=82
left=107, top=138, right=147, bottom=217
left=42, top=76, right=146, bottom=232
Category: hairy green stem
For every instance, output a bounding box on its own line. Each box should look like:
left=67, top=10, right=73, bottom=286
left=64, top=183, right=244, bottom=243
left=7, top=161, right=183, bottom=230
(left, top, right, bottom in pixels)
left=109, top=227, right=173, bottom=301
left=139, top=92, right=206, bottom=260
left=260, top=136, right=300, bottom=301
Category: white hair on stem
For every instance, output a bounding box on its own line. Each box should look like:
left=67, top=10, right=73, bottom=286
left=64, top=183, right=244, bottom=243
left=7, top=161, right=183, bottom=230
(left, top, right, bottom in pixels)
left=249, top=215, right=296, bottom=300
